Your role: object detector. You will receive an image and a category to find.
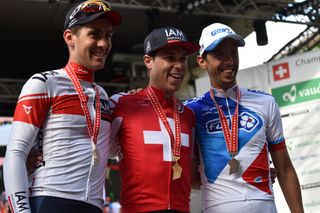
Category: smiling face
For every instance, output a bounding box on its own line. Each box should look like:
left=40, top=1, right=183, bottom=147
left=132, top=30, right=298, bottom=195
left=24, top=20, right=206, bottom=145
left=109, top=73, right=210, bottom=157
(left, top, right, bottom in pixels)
left=144, top=46, right=188, bottom=95
left=197, top=38, right=239, bottom=91
left=64, top=17, right=113, bottom=70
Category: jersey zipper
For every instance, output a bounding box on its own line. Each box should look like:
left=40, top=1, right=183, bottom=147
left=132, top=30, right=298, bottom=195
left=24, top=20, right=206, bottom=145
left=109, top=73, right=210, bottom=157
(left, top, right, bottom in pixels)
left=85, top=149, right=95, bottom=201
left=225, top=96, right=232, bottom=117
left=85, top=87, right=97, bottom=201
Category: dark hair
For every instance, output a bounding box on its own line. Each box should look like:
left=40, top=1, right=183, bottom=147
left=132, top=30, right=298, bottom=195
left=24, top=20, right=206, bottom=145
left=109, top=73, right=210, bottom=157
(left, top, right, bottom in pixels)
left=201, top=51, right=209, bottom=59
left=69, top=25, right=83, bottom=36
left=146, top=51, right=157, bottom=58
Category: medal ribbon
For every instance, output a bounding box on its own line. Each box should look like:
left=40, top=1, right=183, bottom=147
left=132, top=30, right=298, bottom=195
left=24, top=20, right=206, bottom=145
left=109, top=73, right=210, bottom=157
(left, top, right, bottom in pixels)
left=146, top=86, right=181, bottom=161
left=65, top=63, right=101, bottom=146
left=210, top=87, right=241, bottom=156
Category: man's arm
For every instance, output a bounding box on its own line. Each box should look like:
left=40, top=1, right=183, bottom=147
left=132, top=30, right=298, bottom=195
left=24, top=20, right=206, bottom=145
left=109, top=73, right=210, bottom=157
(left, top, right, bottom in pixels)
left=270, top=149, right=304, bottom=213
left=26, top=147, right=43, bottom=175
left=4, top=75, right=50, bottom=213
left=191, top=157, right=201, bottom=189
left=4, top=123, right=39, bottom=213
left=191, top=136, right=201, bottom=189
left=107, top=94, right=125, bottom=159
left=109, top=117, right=123, bottom=159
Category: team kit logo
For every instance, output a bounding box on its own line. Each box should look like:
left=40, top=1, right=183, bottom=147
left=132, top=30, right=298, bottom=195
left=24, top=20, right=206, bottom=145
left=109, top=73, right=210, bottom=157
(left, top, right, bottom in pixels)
left=272, top=62, right=290, bottom=81
left=206, top=112, right=259, bottom=133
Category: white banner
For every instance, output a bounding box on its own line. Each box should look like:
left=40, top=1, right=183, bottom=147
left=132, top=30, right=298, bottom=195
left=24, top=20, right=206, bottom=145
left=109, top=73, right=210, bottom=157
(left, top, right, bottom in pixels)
left=237, top=64, right=269, bottom=92
left=269, top=50, right=320, bottom=213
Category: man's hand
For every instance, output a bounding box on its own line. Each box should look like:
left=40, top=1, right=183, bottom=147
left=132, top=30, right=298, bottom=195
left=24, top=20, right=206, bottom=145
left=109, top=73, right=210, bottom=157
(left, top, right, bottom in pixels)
left=26, top=148, right=43, bottom=175
left=270, top=167, right=278, bottom=184
left=127, top=88, right=143, bottom=94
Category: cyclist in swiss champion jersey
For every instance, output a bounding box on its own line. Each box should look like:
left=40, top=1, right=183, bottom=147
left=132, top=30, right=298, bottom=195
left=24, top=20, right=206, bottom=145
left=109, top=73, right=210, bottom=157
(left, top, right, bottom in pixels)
left=108, top=27, right=199, bottom=213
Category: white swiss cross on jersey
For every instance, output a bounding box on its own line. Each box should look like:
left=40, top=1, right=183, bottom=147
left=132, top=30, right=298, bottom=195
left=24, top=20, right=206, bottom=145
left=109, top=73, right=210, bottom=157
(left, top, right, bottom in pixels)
left=143, top=118, right=189, bottom=161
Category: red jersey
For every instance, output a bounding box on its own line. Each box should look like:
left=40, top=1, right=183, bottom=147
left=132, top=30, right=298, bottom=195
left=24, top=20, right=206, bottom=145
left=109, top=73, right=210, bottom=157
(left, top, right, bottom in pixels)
left=109, top=87, right=195, bottom=213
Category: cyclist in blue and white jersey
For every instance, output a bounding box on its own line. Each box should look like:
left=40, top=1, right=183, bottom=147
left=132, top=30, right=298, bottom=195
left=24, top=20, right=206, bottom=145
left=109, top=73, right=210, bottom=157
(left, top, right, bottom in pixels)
left=185, top=23, right=304, bottom=213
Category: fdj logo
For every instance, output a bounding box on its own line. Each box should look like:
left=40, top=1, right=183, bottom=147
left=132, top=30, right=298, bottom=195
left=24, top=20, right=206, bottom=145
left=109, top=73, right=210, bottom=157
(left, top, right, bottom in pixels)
left=206, top=112, right=258, bottom=133
left=272, top=62, right=290, bottom=81
left=206, top=118, right=221, bottom=133
left=239, top=112, right=259, bottom=132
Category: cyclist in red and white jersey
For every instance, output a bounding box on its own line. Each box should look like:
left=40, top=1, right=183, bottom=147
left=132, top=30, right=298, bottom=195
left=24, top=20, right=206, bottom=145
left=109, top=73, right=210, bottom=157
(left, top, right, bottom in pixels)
left=3, top=1, right=121, bottom=212
left=109, top=27, right=199, bottom=213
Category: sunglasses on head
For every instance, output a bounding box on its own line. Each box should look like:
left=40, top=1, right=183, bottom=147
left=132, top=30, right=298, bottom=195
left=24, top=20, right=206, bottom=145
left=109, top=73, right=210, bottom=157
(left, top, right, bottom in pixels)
left=70, top=0, right=111, bottom=20
left=80, top=0, right=111, bottom=13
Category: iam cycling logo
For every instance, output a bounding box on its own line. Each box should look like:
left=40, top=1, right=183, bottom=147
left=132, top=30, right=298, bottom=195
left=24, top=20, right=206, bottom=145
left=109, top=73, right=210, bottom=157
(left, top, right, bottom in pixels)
left=206, top=112, right=259, bottom=133
left=272, top=62, right=290, bottom=81
left=282, top=85, right=297, bottom=103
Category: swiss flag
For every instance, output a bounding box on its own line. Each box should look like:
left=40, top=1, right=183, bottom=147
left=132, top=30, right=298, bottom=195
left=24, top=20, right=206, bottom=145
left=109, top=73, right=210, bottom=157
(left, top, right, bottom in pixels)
left=272, top=62, right=290, bottom=81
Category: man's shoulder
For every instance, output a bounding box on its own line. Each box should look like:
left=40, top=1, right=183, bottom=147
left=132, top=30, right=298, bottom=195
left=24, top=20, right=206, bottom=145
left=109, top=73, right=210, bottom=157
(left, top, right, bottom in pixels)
left=242, top=88, right=275, bottom=102
left=21, top=69, right=64, bottom=92
left=184, top=91, right=210, bottom=108
left=109, top=91, right=147, bottom=111
left=243, top=87, right=271, bottom=96
left=29, top=68, right=64, bottom=83
left=110, top=91, right=145, bottom=102
left=109, top=92, right=128, bottom=103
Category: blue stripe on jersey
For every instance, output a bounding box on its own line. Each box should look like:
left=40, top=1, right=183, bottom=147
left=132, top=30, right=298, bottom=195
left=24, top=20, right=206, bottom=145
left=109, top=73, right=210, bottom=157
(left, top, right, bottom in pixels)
left=186, top=92, right=263, bottom=183
left=269, top=136, right=285, bottom=145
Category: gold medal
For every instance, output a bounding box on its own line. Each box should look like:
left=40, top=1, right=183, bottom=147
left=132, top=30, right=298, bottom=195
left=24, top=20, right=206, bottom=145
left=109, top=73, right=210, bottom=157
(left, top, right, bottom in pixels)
left=228, top=157, right=239, bottom=174
left=172, top=162, right=182, bottom=180
left=147, top=87, right=183, bottom=180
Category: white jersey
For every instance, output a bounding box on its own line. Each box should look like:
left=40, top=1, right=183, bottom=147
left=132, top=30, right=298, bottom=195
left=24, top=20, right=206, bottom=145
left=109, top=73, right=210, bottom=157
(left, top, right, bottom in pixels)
left=185, top=85, right=286, bottom=211
left=4, top=67, right=111, bottom=212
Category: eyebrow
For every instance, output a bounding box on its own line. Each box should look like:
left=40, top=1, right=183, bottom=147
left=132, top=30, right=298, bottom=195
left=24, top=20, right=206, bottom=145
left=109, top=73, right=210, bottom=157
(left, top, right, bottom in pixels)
left=160, top=49, right=188, bottom=55
left=89, top=27, right=113, bottom=35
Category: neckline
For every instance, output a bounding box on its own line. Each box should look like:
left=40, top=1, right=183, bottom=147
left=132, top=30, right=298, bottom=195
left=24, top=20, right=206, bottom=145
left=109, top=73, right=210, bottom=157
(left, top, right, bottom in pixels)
left=67, top=62, right=94, bottom=82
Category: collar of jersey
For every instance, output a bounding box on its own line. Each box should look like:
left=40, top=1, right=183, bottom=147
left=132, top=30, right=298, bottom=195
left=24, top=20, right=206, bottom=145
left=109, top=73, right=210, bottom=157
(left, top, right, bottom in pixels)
left=68, top=62, right=94, bottom=82
left=148, top=86, right=175, bottom=100
left=210, top=84, right=239, bottom=98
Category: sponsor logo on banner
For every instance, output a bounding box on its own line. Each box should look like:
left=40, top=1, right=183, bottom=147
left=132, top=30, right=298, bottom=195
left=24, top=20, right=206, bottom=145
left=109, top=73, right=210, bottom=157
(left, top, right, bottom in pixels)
left=272, top=62, right=290, bottom=81
left=271, top=78, right=320, bottom=107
